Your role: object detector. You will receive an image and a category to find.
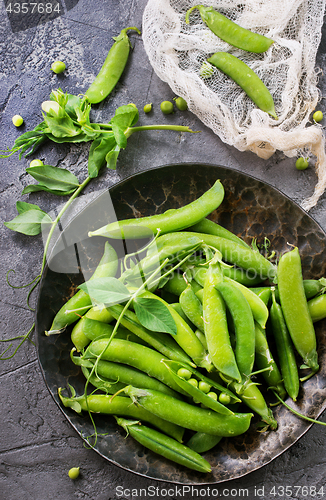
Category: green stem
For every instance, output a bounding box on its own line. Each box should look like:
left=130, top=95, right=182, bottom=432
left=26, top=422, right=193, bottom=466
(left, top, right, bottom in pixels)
left=125, top=125, right=199, bottom=138
left=41, top=176, right=92, bottom=274
left=273, top=391, right=326, bottom=426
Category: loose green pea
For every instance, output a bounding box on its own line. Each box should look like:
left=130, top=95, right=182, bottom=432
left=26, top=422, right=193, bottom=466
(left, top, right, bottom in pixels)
left=160, top=100, right=174, bottom=115
left=198, top=381, right=211, bottom=394
left=177, top=368, right=192, bottom=380
left=188, top=378, right=199, bottom=388
left=12, top=115, right=24, bottom=127
left=68, top=467, right=80, bottom=479
left=29, top=159, right=44, bottom=167
left=219, top=393, right=231, bottom=405
left=174, top=97, right=188, bottom=111
left=200, top=62, right=214, bottom=79
left=207, top=391, right=218, bottom=401
left=313, top=110, right=323, bottom=122
left=295, top=157, right=309, bottom=170
left=51, top=60, right=66, bottom=74
left=143, top=103, right=152, bottom=113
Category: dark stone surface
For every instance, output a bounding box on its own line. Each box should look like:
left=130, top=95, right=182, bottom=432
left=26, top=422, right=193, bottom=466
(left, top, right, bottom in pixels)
left=1, top=1, right=326, bottom=499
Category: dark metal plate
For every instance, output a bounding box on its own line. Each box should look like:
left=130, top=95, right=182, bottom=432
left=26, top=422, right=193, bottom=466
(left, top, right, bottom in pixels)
left=35, top=163, right=326, bottom=484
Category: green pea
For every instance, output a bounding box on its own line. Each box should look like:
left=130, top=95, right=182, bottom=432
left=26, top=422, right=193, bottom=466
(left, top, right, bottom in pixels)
left=12, top=115, right=24, bottom=127
left=160, top=100, right=174, bottom=115
left=51, top=61, right=66, bottom=74
left=174, top=97, right=188, bottom=111
left=177, top=368, right=192, bottom=380
left=198, top=381, right=211, bottom=393
left=199, top=62, right=214, bottom=79
left=295, top=157, right=309, bottom=170
left=29, top=159, right=44, bottom=167
left=313, top=110, right=323, bottom=122
left=219, top=393, right=231, bottom=405
left=143, top=103, right=152, bottom=113
left=207, top=391, right=218, bottom=401
left=68, top=467, right=80, bottom=479
left=188, top=378, right=199, bottom=388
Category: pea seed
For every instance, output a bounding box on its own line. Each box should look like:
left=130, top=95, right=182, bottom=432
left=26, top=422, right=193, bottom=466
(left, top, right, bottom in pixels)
left=160, top=100, right=174, bottom=115
left=188, top=378, right=198, bottom=388
left=143, top=103, right=152, bottom=113
left=199, top=62, right=214, bottom=79
left=12, top=115, right=24, bottom=127
left=295, top=157, right=309, bottom=171
left=219, top=392, right=231, bottom=405
left=198, top=381, right=211, bottom=393
left=177, top=368, right=192, bottom=380
left=174, top=97, right=188, bottom=111
left=207, top=391, right=218, bottom=401
left=68, top=467, right=80, bottom=479
left=51, top=61, right=66, bottom=74
left=313, top=110, right=323, bottom=122
left=29, top=159, right=44, bottom=167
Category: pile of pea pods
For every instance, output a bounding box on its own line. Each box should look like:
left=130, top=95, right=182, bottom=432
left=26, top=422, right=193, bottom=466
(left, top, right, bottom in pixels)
left=54, top=179, right=326, bottom=473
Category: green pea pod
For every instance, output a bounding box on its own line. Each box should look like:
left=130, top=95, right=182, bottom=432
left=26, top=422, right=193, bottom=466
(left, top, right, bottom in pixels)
left=249, top=287, right=271, bottom=306
left=275, top=279, right=325, bottom=302
left=108, top=303, right=193, bottom=365
left=179, top=284, right=204, bottom=332
left=85, top=338, right=187, bottom=397
left=203, top=260, right=241, bottom=382
left=270, top=289, right=300, bottom=401
left=223, top=277, right=269, bottom=329
left=215, top=281, right=255, bottom=382
left=81, top=365, right=127, bottom=394
left=162, top=360, right=235, bottom=415
left=185, top=232, right=277, bottom=280
left=124, top=386, right=253, bottom=437
left=58, top=388, right=184, bottom=442
left=186, top=5, right=273, bottom=53
left=170, top=303, right=196, bottom=330
left=277, top=247, right=319, bottom=374
left=46, top=242, right=118, bottom=334
left=186, top=432, right=222, bottom=454
left=188, top=218, right=250, bottom=248
left=115, top=418, right=211, bottom=473
left=207, top=52, right=277, bottom=119
left=76, top=317, right=149, bottom=346
left=86, top=27, right=141, bottom=104
left=88, top=180, right=225, bottom=238
left=71, top=306, right=115, bottom=351
left=254, top=322, right=286, bottom=399
left=163, top=272, right=202, bottom=296
left=308, top=293, right=326, bottom=323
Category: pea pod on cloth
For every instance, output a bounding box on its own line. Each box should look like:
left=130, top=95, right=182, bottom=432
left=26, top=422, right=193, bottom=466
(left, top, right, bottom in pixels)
left=46, top=241, right=118, bottom=335
left=88, top=179, right=224, bottom=238
left=115, top=418, right=212, bottom=473
left=86, top=27, right=141, bottom=104
left=186, top=5, right=274, bottom=53
left=277, top=247, right=319, bottom=375
left=207, top=52, right=277, bottom=119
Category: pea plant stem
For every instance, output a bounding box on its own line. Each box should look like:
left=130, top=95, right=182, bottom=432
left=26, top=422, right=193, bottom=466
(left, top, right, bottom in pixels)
left=125, top=124, right=199, bottom=138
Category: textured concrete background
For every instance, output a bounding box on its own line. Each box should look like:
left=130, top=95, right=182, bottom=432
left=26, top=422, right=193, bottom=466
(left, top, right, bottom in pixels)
left=1, top=1, right=326, bottom=499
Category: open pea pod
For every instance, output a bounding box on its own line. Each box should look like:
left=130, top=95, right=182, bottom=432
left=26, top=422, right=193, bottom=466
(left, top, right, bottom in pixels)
left=162, top=360, right=240, bottom=415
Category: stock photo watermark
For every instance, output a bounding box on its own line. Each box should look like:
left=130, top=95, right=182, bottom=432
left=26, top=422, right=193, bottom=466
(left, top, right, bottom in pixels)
left=3, top=0, right=79, bottom=32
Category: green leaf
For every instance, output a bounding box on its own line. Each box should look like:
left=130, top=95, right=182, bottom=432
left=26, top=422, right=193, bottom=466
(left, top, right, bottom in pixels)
left=111, top=104, right=139, bottom=129
left=43, top=110, right=81, bottom=138
left=88, top=133, right=117, bottom=178
left=26, top=165, right=79, bottom=191
left=44, top=132, right=90, bottom=144
left=106, top=144, right=120, bottom=170
left=78, top=277, right=131, bottom=305
left=22, top=185, right=77, bottom=196
left=4, top=209, right=52, bottom=235
left=111, top=123, right=127, bottom=148
left=16, top=201, right=43, bottom=214
left=133, top=297, right=177, bottom=334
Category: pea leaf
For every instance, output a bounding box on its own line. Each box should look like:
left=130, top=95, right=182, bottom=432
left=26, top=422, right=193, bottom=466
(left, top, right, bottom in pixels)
left=111, top=123, right=127, bottom=148
left=78, top=277, right=131, bottom=306
left=88, top=133, right=117, bottom=178
left=133, top=297, right=177, bottom=334
left=110, top=104, right=139, bottom=129
left=22, top=185, right=77, bottom=196
left=26, top=165, right=79, bottom=192
left=106, top=144, right=121, bottom=170
left=16, top=201, right=42, bottom=214
left=4, top=208, right=52, bottom=235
